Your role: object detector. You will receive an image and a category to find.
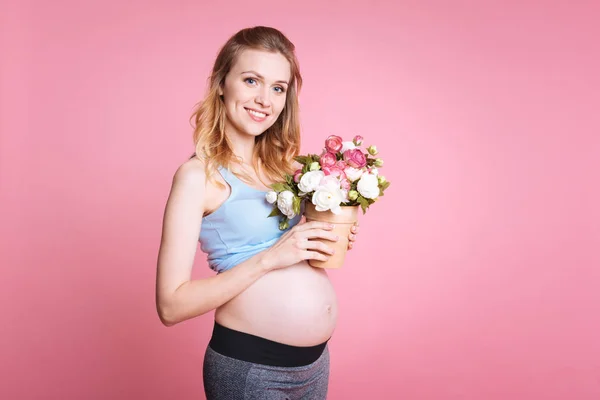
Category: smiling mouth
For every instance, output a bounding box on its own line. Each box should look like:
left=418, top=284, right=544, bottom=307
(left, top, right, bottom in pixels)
left=245, top=108, right=268, bottom=118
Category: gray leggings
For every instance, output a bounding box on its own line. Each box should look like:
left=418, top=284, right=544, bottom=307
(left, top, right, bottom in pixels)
left=203, top=344, right=330, bottom=400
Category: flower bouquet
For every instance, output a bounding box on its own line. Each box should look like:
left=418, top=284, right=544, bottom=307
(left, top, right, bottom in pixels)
left=265, top=135, right=390, bottom=269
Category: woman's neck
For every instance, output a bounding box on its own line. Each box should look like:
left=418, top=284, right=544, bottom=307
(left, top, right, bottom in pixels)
left=224, top=125, right=257, bottom=164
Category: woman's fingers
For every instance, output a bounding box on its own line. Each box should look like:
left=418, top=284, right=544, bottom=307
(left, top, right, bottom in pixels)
left=304, top=250, right=330, bottom=262
left=297, top=237, right=335, bottom=255
left=311, top=240, right=336, bottom=255
left=295, top=221, right=334, bottom=232
left=348, top=222, right=359, bottom=250
left=302, top=229, right=339, bottom=242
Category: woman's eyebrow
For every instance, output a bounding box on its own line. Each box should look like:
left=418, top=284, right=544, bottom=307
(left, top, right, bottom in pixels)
left=241, top=70, right=289, bottom=86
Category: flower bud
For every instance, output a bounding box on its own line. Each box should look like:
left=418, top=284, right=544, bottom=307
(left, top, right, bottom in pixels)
left=377, top=175, right=387, bottom=184
left=348, top=190, right=359, bottom=201
left=265, top=191, right=278, bottom=204
left=353, top=135, right=364, bottom=146
left=374, top=158, right=384, bottom=167
left=309, top=161, right=321, bottom=171
left=279, top=219, right=290, bottom=230
left=367, top=145, right=378, bottom=155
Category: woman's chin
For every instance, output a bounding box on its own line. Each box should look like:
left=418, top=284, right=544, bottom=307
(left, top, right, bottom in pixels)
left=245, top=125, right=274, bottom=137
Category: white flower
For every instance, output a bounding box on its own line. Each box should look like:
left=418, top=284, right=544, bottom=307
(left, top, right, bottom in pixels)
left=340, top=141, right=356, bottom=153
left=319, top=175, right=341, bottom=188
left=344, top=167, right=364, bottom=182
left=277, top=190, right=296, bottom=218
left=341, top=189, right=349, bottom=203
left=312, top=177, right=345, bottom=214
left=357, top=173, right=380, bottom=199
left=298, top=170, right=325, bottom=194
left=369, top=168, right=379, bottom=176
left=265, top=191, right=278, bottom=204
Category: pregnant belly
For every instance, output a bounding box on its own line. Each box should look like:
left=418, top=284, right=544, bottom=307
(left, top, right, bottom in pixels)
left=215, top=261, right=338, bottom=347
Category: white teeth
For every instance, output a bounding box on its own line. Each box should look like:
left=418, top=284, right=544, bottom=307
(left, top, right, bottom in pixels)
left=247, top=109, right=266, bottom=118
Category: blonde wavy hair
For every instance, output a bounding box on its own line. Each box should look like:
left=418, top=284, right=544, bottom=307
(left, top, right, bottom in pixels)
left=189, top=26, right=303, bottom=187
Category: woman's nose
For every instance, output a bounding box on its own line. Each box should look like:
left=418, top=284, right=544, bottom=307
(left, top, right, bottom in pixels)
left=255, top=88, right=271, bottom=107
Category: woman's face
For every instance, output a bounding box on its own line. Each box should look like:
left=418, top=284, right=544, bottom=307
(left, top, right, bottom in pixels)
left=219, top=49, right=291, bottom=138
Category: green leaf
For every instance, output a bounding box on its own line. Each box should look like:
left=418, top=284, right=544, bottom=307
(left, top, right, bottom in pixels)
left=294, top=156, right=311, bottom=165
left=381, top=181, right=390, bottom=190
left=357, top=196, right=369, bottom=214
left=268, top=207, right=281, bottom=218
left=271, top=183, right=287, bottom=192
left=279, top=217, right=290, bottom=231
left=293, top=196, right=301, bottom=216
left=285, top=174, right=294, bottom=186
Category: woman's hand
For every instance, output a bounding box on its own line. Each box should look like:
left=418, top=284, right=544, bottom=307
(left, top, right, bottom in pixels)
left=348, top=222, right=360, bottom=250
left=259, top=221, right=339, bottom=272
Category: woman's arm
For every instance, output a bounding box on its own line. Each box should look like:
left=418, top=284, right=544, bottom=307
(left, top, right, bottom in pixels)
left=155, top=160, right=271, bottom=327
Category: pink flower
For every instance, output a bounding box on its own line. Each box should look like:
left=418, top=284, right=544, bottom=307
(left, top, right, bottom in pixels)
left=293, top=169, right=303, bottom=183
left=319, top=152, right=337, bottom=168
left=322, top=166, right=346, bottom=181
left=336, top=160, right=347, bottom=169
left=325, top=135, right=343, bottom=153
left=319, top=175, right=341, bottom=186
left=340, top=178, right=351, bottom=191
left=343, top=148, right=367, bottom=168
left=353, top=135, right=364, bottom=146
left=344, top=166, right=364, bottom=182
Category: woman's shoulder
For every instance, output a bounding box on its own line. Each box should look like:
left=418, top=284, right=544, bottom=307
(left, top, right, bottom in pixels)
left=171, top=155, right=226, bottom=202
left=173, top=155, right=207, bottom=187
left=170, top=156, right=221, bottom=207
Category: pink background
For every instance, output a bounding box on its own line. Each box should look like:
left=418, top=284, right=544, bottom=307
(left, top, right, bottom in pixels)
left=2, top=0, right=599, bottom=399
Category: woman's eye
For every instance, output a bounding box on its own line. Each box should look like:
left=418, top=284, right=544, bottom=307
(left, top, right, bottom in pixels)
left=244, top=78, right=285, bottom=93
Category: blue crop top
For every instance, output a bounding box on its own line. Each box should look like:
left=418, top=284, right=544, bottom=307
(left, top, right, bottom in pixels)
left=199, top=165, right=302, bottom=273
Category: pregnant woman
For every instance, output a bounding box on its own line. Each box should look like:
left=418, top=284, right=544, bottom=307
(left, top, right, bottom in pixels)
left=155, top=26, right=359, bottom=400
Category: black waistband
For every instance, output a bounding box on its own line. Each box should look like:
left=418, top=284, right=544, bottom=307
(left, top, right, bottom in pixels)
left=208, top=321, right=328, bottom=367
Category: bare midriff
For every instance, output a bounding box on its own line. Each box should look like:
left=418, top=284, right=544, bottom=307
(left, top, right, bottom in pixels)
left=215, top=261, right=338, bottom=347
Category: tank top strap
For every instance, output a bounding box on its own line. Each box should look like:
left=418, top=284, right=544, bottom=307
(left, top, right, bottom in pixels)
left=217, top=164, right=269, bottom=195
left=217, top=165, right=247, bottom=195
left=216, top=165, right=230, bottom=181
left=215, top=165, right=233, bottom=189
